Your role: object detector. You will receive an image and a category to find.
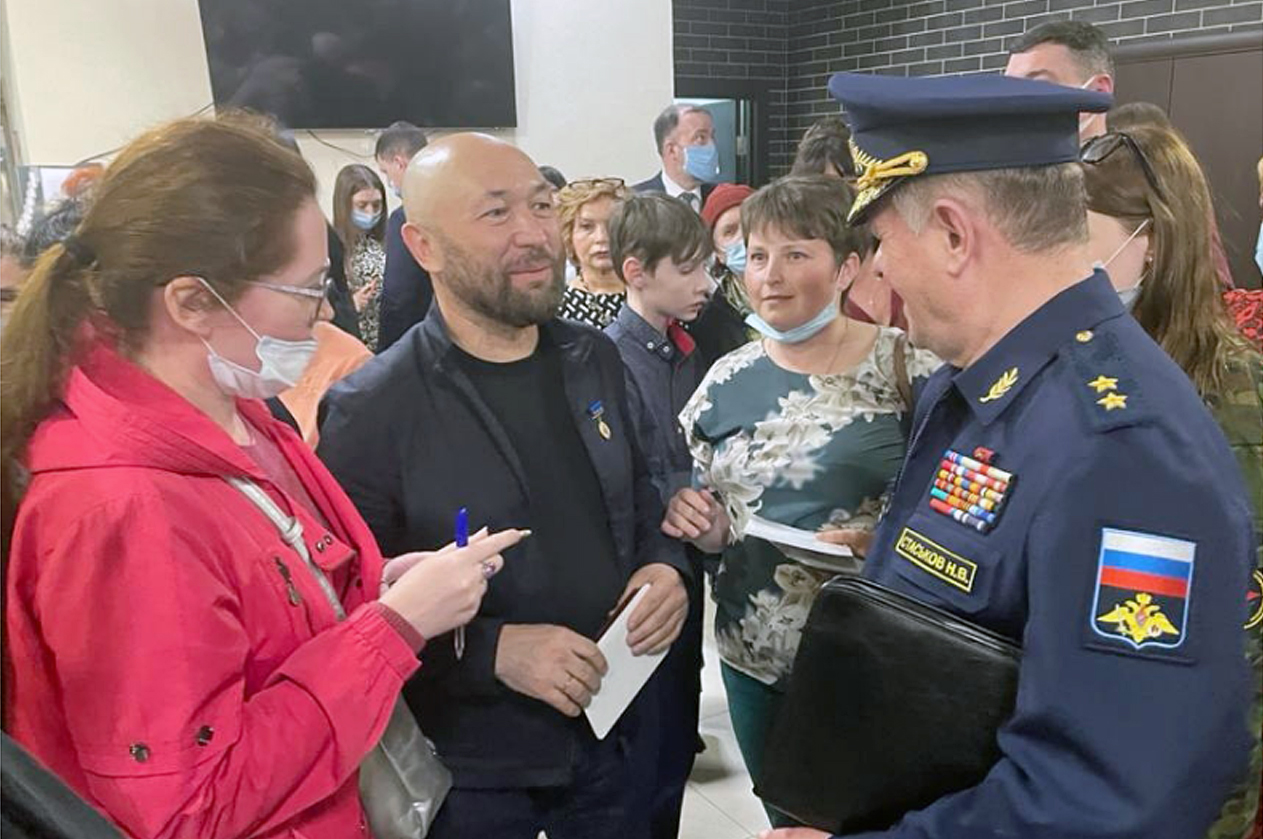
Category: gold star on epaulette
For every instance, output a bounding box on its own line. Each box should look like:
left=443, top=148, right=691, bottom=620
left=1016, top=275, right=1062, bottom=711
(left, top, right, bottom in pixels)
left=1087, top=375, right=1118, bottom=394
left=1097, top=392, right=1128, bottom=411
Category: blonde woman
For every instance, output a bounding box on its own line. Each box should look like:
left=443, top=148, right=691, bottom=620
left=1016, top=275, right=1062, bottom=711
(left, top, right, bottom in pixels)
left=556, top=177, right=632, bottom=328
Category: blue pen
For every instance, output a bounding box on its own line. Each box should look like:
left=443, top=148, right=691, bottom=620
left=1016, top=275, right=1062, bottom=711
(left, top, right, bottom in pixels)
left=454, top=508, right=469, bottom=660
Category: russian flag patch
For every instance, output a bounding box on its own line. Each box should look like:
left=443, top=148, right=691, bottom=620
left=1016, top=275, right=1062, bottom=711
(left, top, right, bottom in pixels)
left=1091, top=528, right=1196, bottom=652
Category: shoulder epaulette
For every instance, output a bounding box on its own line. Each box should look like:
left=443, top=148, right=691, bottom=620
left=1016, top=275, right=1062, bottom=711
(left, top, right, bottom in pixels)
left=1064, top=327, right=1150, bottom=433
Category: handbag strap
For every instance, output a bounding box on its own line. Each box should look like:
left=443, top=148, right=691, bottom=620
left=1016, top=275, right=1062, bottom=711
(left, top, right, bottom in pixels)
left=892, top=332, right=913, bottom=412
left=225, top=476, right=347, bottom=622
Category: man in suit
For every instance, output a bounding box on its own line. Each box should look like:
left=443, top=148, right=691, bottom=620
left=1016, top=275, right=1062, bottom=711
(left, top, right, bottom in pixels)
left=633, top=105, right=720, bottom=213
left=375, top=121, right=435, bottom=351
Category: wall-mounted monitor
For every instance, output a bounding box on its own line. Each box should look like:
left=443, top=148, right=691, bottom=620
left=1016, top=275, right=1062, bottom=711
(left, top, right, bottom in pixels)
left=197, top=0, right=516, bottom=130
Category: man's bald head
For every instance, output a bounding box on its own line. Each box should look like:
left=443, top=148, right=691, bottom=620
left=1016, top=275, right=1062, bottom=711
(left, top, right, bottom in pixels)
left=403, top=133, right=544, bottom=229
left=399, top=132, right=565, bottom=330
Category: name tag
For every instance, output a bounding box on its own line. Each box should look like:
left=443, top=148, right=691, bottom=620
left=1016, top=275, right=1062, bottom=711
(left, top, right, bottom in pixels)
left=896, top=527, right=978, bottom=593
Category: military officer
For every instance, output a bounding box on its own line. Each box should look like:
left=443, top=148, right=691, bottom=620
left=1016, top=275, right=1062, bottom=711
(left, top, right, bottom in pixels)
left=765, top=73, right=1255, bottom=839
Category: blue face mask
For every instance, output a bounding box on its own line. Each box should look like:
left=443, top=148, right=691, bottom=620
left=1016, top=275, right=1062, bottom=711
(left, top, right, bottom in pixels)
left=352, top=208, right=382, bottom=231
left=1254, top=221, right=1263, bottom=278
left=746, top=300, right=839, bottom=344
left=723, top=240, right=747, bottom=276
left=683, top=143, right=720, bottom=183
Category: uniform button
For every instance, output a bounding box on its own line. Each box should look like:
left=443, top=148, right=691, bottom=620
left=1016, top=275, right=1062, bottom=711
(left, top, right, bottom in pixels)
left=315, top=541, right=325, bottom=553
left=323, top=536, right=334, bottom=546
left=195, top=726, right=214, bottom=747
left=1076, top=330, right=1094, bottom=343
left=129, top=743, right=151, bottom=763
left=646, top=341, right=655, bottom=350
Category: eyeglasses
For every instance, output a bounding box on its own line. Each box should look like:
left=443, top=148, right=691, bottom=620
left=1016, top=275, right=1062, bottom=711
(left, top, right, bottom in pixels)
left=567, top=177, right=626, bottom=190
left=244, top=275, right=334, bottom=325
left=1080, top=132, right=1167, bottom=205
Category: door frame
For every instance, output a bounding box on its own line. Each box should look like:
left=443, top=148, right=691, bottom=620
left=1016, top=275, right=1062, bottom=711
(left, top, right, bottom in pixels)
left=675, top=77, right=777, bottom=187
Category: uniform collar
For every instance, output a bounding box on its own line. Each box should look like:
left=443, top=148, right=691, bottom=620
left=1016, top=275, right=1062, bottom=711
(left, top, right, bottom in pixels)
left=953, top=270, right=1126, bottom=425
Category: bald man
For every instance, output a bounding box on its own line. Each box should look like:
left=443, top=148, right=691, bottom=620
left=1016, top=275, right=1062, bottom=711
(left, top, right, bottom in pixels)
left=318, top=134, right=690, bottom=839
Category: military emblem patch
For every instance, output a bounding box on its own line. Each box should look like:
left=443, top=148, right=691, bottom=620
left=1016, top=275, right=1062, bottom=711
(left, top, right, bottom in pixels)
left=1247, top=569, right=1262, bottom=631
left=1091, top=528, right=1195, bottom=652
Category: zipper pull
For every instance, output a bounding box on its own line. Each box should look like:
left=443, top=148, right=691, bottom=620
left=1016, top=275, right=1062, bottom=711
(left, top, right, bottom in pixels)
left=274, top=557, right=302, bottom=606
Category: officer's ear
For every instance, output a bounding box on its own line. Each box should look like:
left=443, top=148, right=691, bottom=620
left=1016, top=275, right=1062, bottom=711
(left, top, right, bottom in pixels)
left=928, top=196, right=976, bottom=277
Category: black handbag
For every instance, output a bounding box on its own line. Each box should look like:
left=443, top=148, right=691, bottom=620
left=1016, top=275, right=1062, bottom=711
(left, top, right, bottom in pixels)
left=755, top=576, right=1022, bottom=834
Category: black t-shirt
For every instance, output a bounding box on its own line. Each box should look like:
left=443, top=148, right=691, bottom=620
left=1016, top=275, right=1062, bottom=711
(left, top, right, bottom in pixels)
left=453, top=336, right=624, bottom=639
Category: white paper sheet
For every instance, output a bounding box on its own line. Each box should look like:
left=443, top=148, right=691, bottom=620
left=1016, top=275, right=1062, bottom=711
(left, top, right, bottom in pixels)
left=744, top=515, right=854, bottom=557
left=585, top=585, right=668, bottom=740
left=743, top=515, right=863, bottom=574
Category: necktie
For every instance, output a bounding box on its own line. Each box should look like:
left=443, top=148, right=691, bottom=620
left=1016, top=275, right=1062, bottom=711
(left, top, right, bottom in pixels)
left=681, top=192, right=699, bottom=211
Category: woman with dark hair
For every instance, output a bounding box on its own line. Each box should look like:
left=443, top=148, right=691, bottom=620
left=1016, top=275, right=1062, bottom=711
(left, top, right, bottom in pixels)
left=332, top=163, right=387, bottom=350
left=0, top=114, right=524, bottom=839
left=664, top=175, right=939, bottom=824
left=1082, top=124, right=1263, bottom=839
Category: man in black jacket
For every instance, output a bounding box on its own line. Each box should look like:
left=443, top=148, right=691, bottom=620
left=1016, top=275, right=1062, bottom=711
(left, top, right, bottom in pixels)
left=375, top=121, right=434, bottom=351
left=319, top=133, right=690, bottom=839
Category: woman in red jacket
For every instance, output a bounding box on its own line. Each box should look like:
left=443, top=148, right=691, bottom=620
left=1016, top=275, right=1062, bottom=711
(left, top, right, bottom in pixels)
left=0, top=114, right=525, bottom=839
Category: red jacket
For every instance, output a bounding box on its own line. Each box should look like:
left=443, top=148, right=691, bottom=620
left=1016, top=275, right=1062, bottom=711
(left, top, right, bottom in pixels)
left=5, top=339, right=420, bottom=839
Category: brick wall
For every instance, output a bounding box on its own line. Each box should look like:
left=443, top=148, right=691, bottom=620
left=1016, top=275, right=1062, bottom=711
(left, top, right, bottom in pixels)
left=673, top=0, right=794, bottom=176
left=673, top=0, right=1262, bottom=178
left=785, top=0, right=1263, bottom=152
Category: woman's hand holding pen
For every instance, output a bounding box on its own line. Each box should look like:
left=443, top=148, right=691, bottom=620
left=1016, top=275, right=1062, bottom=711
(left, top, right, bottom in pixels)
left=380, top=527, right=529, bottom=641
left=661, top=488, right=729, bottom=555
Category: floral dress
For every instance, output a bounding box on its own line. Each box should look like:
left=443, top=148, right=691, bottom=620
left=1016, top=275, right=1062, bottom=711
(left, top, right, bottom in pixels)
left=680, top=327, right=941, bottom=687
left=348, top=236, right=385, bottom=351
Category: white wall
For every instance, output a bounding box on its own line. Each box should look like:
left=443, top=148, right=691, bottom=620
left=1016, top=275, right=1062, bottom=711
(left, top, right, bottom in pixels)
left=2, top=0, right=674, bottom=216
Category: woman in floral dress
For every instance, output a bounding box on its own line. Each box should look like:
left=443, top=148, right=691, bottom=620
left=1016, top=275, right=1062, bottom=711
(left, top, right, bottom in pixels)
left=664, top=176, right=940, bottom=822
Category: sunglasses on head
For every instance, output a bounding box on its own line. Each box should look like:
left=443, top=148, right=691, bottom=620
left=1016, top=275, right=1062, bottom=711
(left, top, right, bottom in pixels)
left=567, top=177, right=626, bottom=190
left=1080, top=132, right=1167, bottom=205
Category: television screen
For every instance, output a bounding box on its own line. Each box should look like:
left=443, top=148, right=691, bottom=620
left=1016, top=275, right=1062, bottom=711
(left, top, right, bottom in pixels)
left=197, top=0, right=516, bottom=130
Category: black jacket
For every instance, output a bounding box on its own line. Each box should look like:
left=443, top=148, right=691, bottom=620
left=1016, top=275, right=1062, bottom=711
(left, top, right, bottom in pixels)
left=377, top=207, right=434, bottom=352
left=2, top=735, right=121, bottom=839
left=325, top=226, right=362, bottom=340
left=317, top=309, right=689, bottom=788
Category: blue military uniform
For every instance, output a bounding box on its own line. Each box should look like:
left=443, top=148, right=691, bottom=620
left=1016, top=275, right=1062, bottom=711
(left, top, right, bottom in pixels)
left=827, top=72, right=1256, bottom=839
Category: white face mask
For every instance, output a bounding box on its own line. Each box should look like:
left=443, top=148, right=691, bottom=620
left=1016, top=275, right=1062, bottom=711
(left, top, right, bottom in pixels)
left=199, top=279, right=318, bottom=399
left=1077, top=76, right=1103, bottom=134
left=746, top=300, right=839, bottom=344
left=1093, top=219, right=1151, bottom=311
